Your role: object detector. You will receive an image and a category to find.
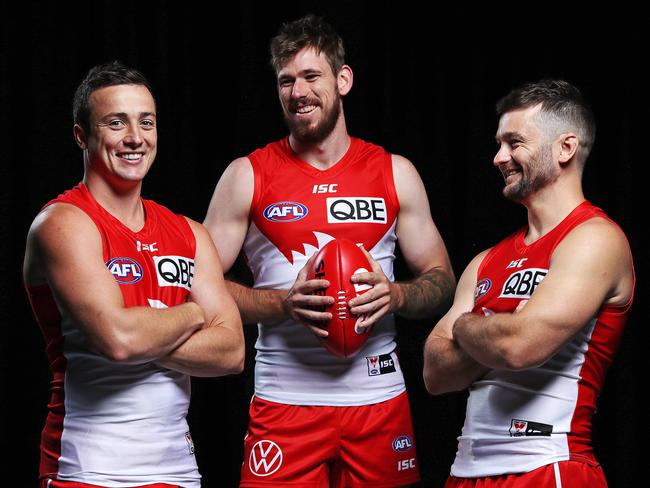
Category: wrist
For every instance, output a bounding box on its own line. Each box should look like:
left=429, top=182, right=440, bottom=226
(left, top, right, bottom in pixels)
left=389, top=282, right=404, bottom=314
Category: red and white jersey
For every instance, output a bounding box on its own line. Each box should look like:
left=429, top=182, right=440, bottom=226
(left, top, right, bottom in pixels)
left=25, top=184, right=201, bottom=487
left=243, top=137, right=406, bottom=406
left=451, top=201, right=634, bottom=477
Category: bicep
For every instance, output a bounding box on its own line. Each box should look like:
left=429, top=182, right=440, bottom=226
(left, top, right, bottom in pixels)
left=392, top=155, right=452, bottom=277
left=203, top=157, right=254, bottom=272
left=187, top=221, right=242, bottom=333
left=430, top=251, right=486, bottom=340
left=31, top=205, right=126, bottom=338
left=514, top=221, right=631, bottom=347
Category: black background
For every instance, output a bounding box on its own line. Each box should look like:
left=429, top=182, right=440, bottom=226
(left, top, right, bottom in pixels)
left=1, top=2, right=646, bottom=487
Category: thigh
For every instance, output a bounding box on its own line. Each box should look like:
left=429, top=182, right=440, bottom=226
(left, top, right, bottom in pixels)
left=337, top=392, right=420, bottom=488
left=445, top=459, right=607, bottom=488
left=239, top=397, right=338, bottom=487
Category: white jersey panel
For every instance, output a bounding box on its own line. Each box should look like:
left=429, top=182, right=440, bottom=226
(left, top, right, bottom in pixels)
left=244, top=221, right=405, bottom=406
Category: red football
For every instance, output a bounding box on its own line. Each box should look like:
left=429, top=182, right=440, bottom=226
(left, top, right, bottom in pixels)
left=307, top=238, right=374, bottom=358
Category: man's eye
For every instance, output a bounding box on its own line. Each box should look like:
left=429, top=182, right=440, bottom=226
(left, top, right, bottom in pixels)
left=141, top=119, right=156, bottom=128
left=108, top=120, right=125, bottom=128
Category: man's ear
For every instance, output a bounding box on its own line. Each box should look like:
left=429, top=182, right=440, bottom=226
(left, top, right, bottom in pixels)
left=558, top=133, right=579, bottom=164
left=73, top=124, right=88, bottom=150
left=337, top=65, right=353, bottom=96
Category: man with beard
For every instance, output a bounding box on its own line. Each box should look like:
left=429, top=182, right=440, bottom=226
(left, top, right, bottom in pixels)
left=204, top=14, right=455, bottom=488
left=423, top=79, right=635, bottom=487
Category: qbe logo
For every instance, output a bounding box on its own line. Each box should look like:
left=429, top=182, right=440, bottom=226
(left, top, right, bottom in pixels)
left=106, top=257, right=143, bottom=285
left=499, top=268, right=547, bottom=299
left=249, top=440, right=283, bottom=477
left=326, top=197, right=387, bottom=224
left=154, top=255, right=194, bottom=291
left=263, top=201, right=308, bottom=222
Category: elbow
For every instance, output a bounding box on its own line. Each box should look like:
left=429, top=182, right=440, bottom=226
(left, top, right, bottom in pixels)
left=97, top=340, right=141, bottom=363
left=224, top=342, right=245, bottom=375
left=498, top=346, right=547, bottom=371
left=423, top=369, right=461, bottom=396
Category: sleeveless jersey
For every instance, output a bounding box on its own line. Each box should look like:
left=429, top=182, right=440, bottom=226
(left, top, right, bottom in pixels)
left=450, top=201, right=634, bottom=477
left=243, top=137, right=405, bottom=406
left=25, top=184, right=201, bottom=487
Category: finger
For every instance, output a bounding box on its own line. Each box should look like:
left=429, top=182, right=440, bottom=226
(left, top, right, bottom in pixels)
left=296, top=279, right=331, bottom=294
left=290, top=294, right=334, bottom=308
left=350, top=271, right=380, bottom=285
left=355, top=303, right=390, bottom=330
left=294, top=308, right=332, bottom=323
left=348, top=284, right=389, bottom=308
left=304, top=322, right=329, bottom=338
left=349, top=295, right=390, bottom=316
left=358, top=246, right=384, bottom=273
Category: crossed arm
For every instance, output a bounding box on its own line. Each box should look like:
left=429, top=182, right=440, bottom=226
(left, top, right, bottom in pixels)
left=24, top=203, right=243, bottom=376
left=424, top=218, right=634, bottom=394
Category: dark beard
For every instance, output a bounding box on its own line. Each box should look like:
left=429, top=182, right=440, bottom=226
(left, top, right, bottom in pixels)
left=284, top=97, right=341, bottom=145
left=504, top=144, right=556, bottom=201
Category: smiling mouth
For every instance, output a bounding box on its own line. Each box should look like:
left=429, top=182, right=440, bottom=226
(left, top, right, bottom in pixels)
left=118, top=153, right=144, bottom=161
left=295, top=104, right=318, bottom=115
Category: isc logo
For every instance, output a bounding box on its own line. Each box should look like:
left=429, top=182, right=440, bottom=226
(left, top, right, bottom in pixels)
left=326, top=197, right=387, bottom=224
left=106, top=257, right=143, bottom=284
left=154, top=255, right=194, bottom=291
left=263, top=202, right=308, bottom=222
left=499, top=268, right=547, bottom=298
left=397, top=458, right=416, bottom=471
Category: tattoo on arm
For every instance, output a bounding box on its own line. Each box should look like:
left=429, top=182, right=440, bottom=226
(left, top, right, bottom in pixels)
left=395, top=269, right=455, bottom=319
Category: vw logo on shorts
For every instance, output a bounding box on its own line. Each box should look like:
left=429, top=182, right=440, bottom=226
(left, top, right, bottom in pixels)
left=249, top=439, right=283, bottom=477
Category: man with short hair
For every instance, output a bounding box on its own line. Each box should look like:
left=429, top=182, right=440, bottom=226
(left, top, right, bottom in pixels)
left=424, top=79, right=635, bottom=487
left=204, top=14, right=455, bottom=488
left=24, top=61, right=244, bottom=488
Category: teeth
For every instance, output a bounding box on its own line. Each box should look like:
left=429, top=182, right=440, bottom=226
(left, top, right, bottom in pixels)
left=296, top=105, right=316, bottom=114
left=121, top=153, right=143, bottom=160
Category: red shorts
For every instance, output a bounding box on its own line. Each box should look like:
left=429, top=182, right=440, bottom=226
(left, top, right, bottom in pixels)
left=43, top=481, right=179, bottom=488
left=445, top=459, right=607, bottom=488
left=240, top=392, right=420, bottom=487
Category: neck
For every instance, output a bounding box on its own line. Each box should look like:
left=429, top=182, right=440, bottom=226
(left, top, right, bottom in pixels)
left=83, top=171, right=145, bottom=232
left=288, top=115, right=351, bottom=170
left=522, top=176, right=585, bottom=243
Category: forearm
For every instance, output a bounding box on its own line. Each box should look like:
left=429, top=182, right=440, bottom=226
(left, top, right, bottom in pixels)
left=156, top=325, right=244, bottom=377
left=226, top=280, right=288, bottom=324
left=423, top=334, right=489, bottom=395
left=96, top=302, right=205, bottom=363
left=392, top=268, right=455, bottom=319
left=453, top=311, right=524, bottom=370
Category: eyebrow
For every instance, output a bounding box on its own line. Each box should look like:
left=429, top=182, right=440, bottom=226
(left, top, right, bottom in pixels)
left=101, top=112, right=157, bottom=119
left=495, top=130, right=525, bottom=143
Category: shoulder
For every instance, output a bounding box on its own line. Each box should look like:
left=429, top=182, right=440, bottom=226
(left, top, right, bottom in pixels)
left=555, top=216, right=630, bottom=262
left=223, top=156, right=253, bottom=180
left=29, top=202, right=99, bottom=244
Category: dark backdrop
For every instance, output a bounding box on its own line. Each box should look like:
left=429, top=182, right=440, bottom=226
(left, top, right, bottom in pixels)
left=1, top=2, right=646, bottom=487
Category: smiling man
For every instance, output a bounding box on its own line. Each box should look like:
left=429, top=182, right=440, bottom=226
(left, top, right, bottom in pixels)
left=23, top=61, right=244, bottom=488
left=204, top=14, right=455, bottom=488
left=423, top=80, right=635, bottom=487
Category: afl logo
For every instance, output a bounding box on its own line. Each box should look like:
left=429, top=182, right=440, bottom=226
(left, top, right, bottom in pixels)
left=392, top=435, right=413, bottom=453
left=474, top=278, right=492, bottom=300
left=263, top=201, right=308, bottom=222
left=106, top=257, right=143, bottom=284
